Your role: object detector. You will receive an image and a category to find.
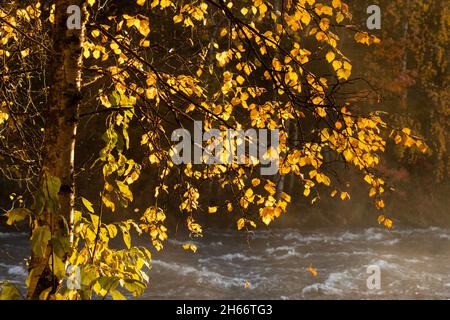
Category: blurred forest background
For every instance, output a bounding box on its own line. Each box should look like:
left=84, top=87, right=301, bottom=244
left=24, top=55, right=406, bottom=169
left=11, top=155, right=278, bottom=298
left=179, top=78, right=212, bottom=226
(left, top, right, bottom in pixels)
left=286, top=0, right=450, bottom=228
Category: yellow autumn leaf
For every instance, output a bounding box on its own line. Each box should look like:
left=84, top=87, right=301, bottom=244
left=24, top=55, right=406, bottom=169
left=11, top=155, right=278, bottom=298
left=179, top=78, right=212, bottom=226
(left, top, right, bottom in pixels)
left=326, top=51, right=335, bottom=63
left=307, top=265, right=318, bottom=277
left=92, top=50, right=101, bottom=59
left=237, top=218, right=245, bottom=230
left=272, top=58, right=282, bottom=71
left=110, top=42, right=119, bottom=51
left=259, top=3, right=268, bottom=17
left=160, top=0, right=171, bottom=9
left=264, top=181, right=276, bottom=195
left=102, top=195, right=115, bottom=212
left=354, top=31, right=370, bottom=45
left=416, top=140, right=428, bottom=153
left=260, top=209, right=273, bottom=226
left=336, top=12, right=344, bottom=23
left=375, top=199, right=385, bottom=209
left=182, top=243, right=197, bottom=253
left=301, top=12, right=311, bottom=26
left=173, top=15, right=183, bottom=23
left=337, top=68, right=351, bottom=80
left=281, top=192, right=291, bottom=203
left=244, top=188, right=254, bottom=199
left=332, top=60, right=342, bottom=71
left=343, top=149, right=353, bottom=161
left=332, top=0, right=341, bottom=9
left=236, top=75, right=245, bottom=85
left=384, top=218, right=393, bottom=229
left=285, top=71, right=298, bottom=87
left=208, top=206, right=218, bottom=213
left=20, top=48, right=30, bottom=58
left=402, top=127, right=411, bottom=135
left=340, top=192, right=350, bottom=200
left=315, top=107, right=327, bottom=117
left=0, top=111, right=9, bottom=125
left=138, top=19, right=150, bottom=37
left=251, top=178, right=261, bottom=186
left=319, top=18, right=330, bottom=31
left=303, top=187, right=311, bottom=197
left=187, top=216, right=202, bottom=235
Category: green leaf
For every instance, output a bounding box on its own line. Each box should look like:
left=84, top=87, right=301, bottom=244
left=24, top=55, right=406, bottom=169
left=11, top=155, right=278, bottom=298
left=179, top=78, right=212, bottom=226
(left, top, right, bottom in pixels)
left=81, top=267, right=98, bottom=287
left=31, top=226, right=51, bottom=257
left=73, top=210, right=82, bottom=225
left=33, top=189, right=45, bottom=215
left=38, top=287, right=52, bottom=300
left=0, top=282, right=22, bottom=300
left=44, top=173, right=61, bottom=202
left=59, top=215, right=70, bottom=235
left=123, top=279, right=145, bottom=297
left=110, top=91, right=120, bottom=107
left=110, top=288, right=126, bottom=300
left=51, top=236, right=71, bottom=258
left=48, top=254, right=65, bottom=279
left=96, top=276, right=118, bottom=296
left=5, top=208, right=32, bottom=225
left=42, top=173, right=61, bottom=214
left=82, top=197, right=94, bottom=213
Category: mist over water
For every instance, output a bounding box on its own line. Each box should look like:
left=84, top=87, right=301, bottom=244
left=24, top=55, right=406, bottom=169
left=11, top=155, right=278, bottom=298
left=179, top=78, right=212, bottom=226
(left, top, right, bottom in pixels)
left=1, top=226, right=450, bottom=299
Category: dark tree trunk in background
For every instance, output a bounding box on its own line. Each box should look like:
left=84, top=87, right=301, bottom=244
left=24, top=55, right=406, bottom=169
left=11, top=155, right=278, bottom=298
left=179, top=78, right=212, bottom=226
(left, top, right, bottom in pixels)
left=400, top=0, right=410, bottom=109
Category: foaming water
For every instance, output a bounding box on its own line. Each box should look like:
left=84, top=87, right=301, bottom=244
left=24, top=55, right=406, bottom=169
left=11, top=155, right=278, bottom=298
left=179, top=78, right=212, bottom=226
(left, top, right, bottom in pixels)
left=141, top=227, right=450, bottom=299
left=1, top=226, right=450, bottom=299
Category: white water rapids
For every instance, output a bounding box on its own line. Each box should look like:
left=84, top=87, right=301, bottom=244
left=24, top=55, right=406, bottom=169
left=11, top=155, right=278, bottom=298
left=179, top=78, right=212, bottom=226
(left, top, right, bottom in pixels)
left=1, top=226, right=450, bottom=299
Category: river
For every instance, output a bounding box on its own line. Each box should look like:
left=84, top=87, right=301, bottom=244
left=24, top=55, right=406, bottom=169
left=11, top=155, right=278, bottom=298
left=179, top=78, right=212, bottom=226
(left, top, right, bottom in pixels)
left=1, top=226, right=450, bottom=299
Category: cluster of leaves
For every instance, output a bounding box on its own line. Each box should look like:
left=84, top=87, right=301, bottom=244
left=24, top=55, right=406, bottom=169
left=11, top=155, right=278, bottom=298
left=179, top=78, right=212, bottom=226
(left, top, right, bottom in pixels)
left=85, top=0, right=425, bottom=231
left=0, top=0, right=429, bottom=299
